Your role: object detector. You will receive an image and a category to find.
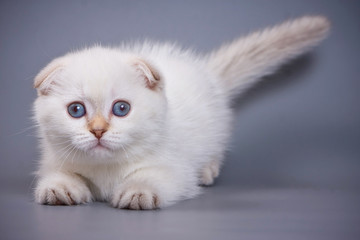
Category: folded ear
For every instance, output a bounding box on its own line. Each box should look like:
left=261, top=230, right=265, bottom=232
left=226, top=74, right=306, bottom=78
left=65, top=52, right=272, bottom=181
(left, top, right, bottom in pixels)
left=131, top=58, right=162, bottom=90
left=34, top=58, right=66, bottom=96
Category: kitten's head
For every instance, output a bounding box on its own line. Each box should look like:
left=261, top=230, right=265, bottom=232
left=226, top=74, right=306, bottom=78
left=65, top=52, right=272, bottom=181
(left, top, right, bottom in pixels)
left=34, top=47, right=167, bottom=163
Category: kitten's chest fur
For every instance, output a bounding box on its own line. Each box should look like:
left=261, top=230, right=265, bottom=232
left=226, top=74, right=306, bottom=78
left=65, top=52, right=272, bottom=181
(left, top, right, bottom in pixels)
left=70, top=160, right=147, bottom=201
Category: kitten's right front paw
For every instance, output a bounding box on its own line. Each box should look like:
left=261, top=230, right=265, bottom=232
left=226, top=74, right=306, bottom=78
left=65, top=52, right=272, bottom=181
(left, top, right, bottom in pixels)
left=35, top=174, right=92, bottom=205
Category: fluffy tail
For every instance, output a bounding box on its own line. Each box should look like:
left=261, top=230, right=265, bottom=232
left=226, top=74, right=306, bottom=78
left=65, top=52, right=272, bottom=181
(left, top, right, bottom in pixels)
left=207, top=16, right=330, bottom=99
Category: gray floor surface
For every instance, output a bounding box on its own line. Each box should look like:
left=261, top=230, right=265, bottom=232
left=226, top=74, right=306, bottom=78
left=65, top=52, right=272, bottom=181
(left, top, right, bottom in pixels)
left=1, top=185, right=360, bottom=240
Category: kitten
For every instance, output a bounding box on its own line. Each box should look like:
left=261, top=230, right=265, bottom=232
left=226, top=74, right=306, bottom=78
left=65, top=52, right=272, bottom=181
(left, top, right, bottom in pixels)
left=33, top=16, right=330, bottom=209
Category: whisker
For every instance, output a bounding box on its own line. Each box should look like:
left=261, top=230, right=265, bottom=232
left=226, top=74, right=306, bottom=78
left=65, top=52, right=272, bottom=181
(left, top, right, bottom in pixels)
left=10, top=125, right=39, bottom=137
left=120, top=144, right=129, bottom=159
left=52, top=143, right=74, bottom=162
left=48, top=139, right=73, bottom=146
left=71, top=147, right=80, bottom=165
left=58, top=145, right=77, bottom=171
left=27, top=174, right=40, bottom=203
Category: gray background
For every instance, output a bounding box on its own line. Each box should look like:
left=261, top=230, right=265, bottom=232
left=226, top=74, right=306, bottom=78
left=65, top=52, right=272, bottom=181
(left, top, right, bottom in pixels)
left=1, top=0, right=359, bottom=239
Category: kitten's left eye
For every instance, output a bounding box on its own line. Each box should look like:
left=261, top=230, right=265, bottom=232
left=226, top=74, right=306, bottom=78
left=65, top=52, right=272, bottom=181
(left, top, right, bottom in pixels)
left=112, top=101, right=131, bottom=117
left=68, top=102, right=86, bottom=118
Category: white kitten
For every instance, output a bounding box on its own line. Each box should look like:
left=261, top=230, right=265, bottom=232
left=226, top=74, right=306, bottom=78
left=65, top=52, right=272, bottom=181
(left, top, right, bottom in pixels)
left=33, top=16, right=330, bottom=209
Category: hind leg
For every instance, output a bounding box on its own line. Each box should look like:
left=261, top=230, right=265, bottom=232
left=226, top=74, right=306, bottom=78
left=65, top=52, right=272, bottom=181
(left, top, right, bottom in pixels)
left=199, top=159, right=221, bottom=186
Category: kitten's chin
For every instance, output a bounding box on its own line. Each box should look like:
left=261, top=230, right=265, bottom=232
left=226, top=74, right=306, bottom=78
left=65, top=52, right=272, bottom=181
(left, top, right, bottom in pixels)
left=86, top=143, right=114, bottom=159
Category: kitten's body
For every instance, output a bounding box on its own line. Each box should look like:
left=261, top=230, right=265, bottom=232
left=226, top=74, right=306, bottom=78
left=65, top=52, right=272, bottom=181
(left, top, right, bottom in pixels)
left=34, top=16, right=330, bottom=209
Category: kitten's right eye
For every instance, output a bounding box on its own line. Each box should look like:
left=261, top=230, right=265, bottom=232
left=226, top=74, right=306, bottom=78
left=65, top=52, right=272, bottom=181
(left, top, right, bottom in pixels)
left=67, top=102, right=86, bottom=118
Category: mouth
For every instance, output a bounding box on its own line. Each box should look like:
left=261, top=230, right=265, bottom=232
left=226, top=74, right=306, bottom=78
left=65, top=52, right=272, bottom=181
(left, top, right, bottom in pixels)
left=86, top=141, right=114, bottom=158
left=90, top=141, right=111, bottom=151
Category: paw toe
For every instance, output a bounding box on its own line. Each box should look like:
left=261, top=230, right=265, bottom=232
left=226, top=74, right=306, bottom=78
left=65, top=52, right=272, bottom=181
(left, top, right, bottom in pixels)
left=112, top=184, right=160, bottom=210
left=35, top=177, right=92, bottom=206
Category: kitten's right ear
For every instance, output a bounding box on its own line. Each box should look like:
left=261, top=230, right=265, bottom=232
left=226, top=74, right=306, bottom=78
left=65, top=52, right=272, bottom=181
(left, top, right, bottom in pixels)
left=34, top=58, right=65, bottom=96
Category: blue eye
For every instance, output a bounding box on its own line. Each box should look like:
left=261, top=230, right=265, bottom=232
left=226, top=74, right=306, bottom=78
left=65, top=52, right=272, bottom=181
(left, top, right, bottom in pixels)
left=67, top=102, right=86, bottom=118
left=112, top=101, right=131, bottom=117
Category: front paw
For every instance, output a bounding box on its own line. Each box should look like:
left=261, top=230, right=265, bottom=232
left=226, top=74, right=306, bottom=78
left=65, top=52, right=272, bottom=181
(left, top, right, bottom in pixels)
left=35, top=173, right=92, bottom=205
left=111, top=182, right=160, bottom=210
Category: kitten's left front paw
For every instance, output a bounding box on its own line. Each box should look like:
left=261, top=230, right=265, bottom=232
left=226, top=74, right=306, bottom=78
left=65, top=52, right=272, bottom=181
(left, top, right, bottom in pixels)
left=111, top=182, right=160, bottom=210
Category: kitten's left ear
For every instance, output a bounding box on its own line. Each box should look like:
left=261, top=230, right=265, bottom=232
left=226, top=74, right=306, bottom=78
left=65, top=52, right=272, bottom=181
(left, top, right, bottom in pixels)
left=131, top=58, right=162, bottom=90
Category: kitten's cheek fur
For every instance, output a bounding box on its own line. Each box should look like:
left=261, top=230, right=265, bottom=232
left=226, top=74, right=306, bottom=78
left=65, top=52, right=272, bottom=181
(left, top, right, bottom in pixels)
left=111, top=182, right=161, bottom=210
left=35, top=173, right=92, bottom=205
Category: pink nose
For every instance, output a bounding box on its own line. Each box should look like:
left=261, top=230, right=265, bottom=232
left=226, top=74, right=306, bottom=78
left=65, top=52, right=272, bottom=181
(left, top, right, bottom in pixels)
left=90, top=129, right=106, bottom=139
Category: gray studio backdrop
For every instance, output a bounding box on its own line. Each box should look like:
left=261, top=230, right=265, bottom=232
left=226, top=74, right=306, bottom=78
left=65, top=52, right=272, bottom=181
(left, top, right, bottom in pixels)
left=1, top=1, right=360, bottom=240
left=1, top=0, right=359, bottom=191
left=0, top=0, right=360, bottom=197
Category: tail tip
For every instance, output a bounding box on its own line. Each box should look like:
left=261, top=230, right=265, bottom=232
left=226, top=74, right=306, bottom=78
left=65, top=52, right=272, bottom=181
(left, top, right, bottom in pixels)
left=298, top=15, right=331, bottom=35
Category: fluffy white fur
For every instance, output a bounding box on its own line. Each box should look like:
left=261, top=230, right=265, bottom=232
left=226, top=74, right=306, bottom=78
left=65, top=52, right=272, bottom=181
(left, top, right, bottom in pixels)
left=33, top=16, right=330, bottom=209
